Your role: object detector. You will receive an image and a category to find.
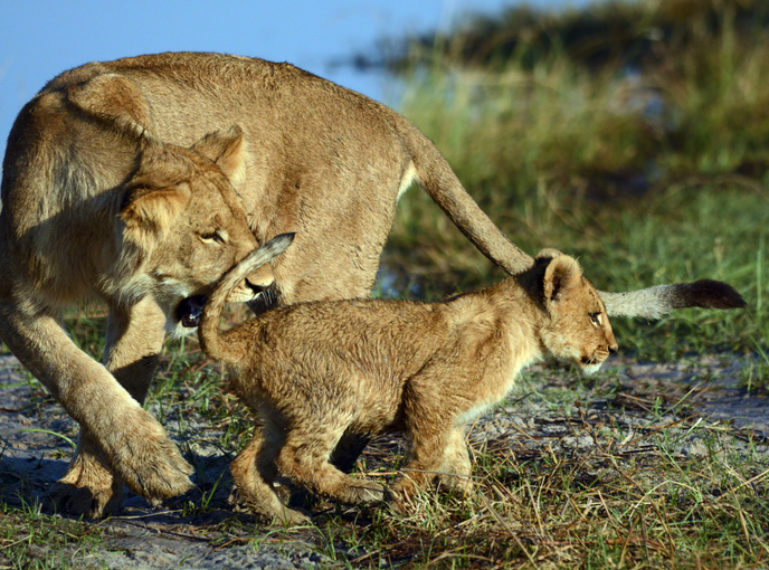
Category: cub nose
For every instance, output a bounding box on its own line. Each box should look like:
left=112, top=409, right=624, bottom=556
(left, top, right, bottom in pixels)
left=609, top=343, right=619, bottom=355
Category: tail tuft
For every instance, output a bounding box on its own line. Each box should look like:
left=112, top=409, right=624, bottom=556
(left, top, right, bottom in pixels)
left=675, top=279, right=747, bottom=310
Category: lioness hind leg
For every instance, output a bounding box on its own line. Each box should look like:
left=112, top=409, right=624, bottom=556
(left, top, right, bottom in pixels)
left=230, top=428, right=308, bottom=525
left=276, top=430, right=384, bottom=505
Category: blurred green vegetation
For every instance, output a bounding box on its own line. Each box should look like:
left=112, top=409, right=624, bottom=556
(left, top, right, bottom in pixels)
left=378, top=0, right=768, bottom=359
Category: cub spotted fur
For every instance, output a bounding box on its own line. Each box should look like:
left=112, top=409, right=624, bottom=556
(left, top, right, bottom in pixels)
left=200, top=235, right=618, bottom=522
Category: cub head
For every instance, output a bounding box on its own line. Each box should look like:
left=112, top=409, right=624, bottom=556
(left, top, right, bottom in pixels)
left=115, top=125, right=272, bottom=332
left=535, top=249, right=618, bottom=375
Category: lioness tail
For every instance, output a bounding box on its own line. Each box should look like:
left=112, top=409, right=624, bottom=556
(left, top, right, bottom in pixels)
left=199, top=233, right=295, bottom=363
left=600, top=280, right=746, bottom=318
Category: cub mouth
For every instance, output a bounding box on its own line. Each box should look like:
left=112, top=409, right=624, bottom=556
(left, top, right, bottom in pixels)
left=175, top=295, right=208, bottom=328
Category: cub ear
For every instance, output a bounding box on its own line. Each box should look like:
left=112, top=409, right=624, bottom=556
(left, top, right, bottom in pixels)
left=542, top=255, right=582, bottom=304
left=120, top=184, right=191, bottom=240
left=535, top=247, right=566, bottom=261
left=190, top=125, right=247, bottom=189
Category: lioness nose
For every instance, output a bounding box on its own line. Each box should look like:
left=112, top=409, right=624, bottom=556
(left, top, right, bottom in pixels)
left=609, top=344, right=619, bottom=355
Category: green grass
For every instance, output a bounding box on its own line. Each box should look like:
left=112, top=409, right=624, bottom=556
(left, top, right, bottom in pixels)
left=208, top=368, right=769, bottom=568
left=0, top=501, right=104, bottom=569
left=380, top=2, right=769, bottom=363
left=3, top=313, right=767, bottom=567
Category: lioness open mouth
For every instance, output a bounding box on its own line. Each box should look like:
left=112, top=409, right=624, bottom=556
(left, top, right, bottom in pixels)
left=176, top=285, right=280, bottom=328
left=176, top=295, right=207, bottom=328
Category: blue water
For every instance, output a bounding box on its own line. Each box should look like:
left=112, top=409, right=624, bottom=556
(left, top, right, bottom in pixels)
left=0, top=0, right=592, bottom=163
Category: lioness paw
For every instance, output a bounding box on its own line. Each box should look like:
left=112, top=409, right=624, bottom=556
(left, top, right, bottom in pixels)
left=48, top=481, right=125, bottom=519
left=50, top=449, right=125, bottom=518
left=109, top=408, right=194, bottom=501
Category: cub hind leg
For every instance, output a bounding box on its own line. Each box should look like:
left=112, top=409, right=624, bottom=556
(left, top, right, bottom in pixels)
left=230, top=424, right=308, bottom=524
left=329, top=430, right=370, bottom=473
left=275, top=423, right=384, bottom=505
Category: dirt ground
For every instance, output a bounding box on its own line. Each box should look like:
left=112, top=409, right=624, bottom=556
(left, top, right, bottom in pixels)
left=1, top=352, right=767, bottom=568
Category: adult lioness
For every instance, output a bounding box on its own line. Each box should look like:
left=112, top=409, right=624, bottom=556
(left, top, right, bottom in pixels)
left=199, top=234, right=617, bottom=523
left=0, top=52, right=744, bottom=517
left=0, top=88, right=275, bottom=514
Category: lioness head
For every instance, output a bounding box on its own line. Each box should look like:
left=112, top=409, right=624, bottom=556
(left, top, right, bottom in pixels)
left=115, top=126, right=272, bottom=332
left=535, top=249, right=618, bottom=374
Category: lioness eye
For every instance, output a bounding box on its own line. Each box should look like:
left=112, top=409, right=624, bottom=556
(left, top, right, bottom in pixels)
left=589, top=312, right=602, bottom=326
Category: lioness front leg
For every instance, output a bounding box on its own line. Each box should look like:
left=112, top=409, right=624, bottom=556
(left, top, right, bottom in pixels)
left=0, top=299, right=193, bottom=517
left=55, top=297, right=191, bottom=516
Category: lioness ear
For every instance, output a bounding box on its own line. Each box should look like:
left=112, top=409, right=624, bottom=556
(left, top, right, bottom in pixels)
left=190, top=125, right=247, bottom=189
left=542, top=255, right=582, bottom=304
left=120, top=184, right=191, bottom=239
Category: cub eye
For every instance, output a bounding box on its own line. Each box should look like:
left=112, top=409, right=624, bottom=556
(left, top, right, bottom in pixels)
left=200, top=229, right=227, bottom=244
left=589, top=312, right=602, bottom=327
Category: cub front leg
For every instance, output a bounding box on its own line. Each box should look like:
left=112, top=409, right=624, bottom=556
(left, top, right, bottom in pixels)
left=0, top=297, right=193, bottom=517
left=390, top=387, right=453, bottom=508
left=437, top=428, right=473, bottom=496
left=390, top=429, right=449, bottom=503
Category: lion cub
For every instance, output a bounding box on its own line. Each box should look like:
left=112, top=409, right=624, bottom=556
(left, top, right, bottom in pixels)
left=199, top=234, right=618, bottom=523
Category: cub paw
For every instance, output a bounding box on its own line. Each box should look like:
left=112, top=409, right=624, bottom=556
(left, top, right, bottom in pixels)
left=343, top=480, right=385, bottom=504
left=229, top=488, right=309, bottom=525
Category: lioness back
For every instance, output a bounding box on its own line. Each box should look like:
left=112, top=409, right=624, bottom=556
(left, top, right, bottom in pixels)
left=42, top=53, right=415, bottom=302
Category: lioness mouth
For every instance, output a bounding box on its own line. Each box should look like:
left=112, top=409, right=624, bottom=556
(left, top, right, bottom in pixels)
left=176, top=295, right=207, bottom=328
left=176, top=285, right=279, bottom=328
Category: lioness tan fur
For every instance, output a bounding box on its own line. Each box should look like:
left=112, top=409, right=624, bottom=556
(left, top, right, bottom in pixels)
left=198, top=234, right=618, bottom=523
left=0, top=100, right=275, bottom=514
left=0, top=52, right=744, bottom=517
